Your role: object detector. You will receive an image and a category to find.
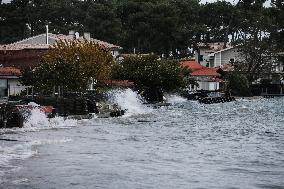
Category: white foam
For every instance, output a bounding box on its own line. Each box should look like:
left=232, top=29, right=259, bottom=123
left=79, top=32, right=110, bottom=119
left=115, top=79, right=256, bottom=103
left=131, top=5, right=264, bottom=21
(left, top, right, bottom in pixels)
left=0, top=138, right=72, bottom=183
left=27, top=102, right=40, bottom=107
left=165, top=94, right=187, bottom=104
left=109, top=88, right=152, bottom=116
left=23, top=108, right=77, bottom=130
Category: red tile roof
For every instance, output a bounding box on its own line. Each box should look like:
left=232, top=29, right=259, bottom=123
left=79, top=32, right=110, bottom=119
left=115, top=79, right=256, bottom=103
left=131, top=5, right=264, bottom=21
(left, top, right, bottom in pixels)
left=0, top=67, right=21, bottom=76
left=180, top=60, right=220, bottom=77
left=191, top=67, right=220, bottom=76
left=181, top=60, right=206, bottom=72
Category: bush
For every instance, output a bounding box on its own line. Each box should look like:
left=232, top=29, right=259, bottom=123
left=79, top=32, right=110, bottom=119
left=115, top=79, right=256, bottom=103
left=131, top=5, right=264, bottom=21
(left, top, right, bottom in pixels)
left=20, top=40, right=114, bottom=94
left=112, top=55, right=189, bottom=102
left=226, top=72, right=252, bottom=96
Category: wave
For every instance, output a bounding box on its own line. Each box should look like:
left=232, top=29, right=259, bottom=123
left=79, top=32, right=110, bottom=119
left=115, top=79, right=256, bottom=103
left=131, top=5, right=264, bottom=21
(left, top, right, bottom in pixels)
left=108, top=88, right=153, bottom=116
left=0, top=138, right=72, bottom=184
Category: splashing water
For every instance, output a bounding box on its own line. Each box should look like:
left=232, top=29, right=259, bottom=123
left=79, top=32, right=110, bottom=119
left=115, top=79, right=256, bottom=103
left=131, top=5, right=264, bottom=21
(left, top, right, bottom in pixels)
left=165, top=94, right=187, bottom=104
left=24, top=108, right=77, bottom=130
left=109, top=88, right=152, bottom=116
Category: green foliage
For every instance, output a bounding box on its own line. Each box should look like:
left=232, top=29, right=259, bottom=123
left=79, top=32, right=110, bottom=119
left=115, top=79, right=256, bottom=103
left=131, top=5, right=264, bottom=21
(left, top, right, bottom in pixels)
left=0, top=0, right=283, bottom=56
left=20, top=40, right=114, bottom=94
left=234, top=38, right=278, bottom=84
left=112, top=55, right=188, bottom=101
left=225, top=72, right=251, bottom=97
left=21, top=59, right=82, bottom=94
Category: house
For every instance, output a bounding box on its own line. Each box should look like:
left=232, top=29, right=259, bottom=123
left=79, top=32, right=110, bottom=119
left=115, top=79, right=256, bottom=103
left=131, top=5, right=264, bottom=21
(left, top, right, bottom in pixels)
left=209, top=46, right=284, bottom=80
left=0, top=67, right=26, bottom=97
left=0, top=31, right=123, bottom=97
left=0, top=31, right=123, bottom=68
left=195, top=42, right=231, bottom=67
left=181, top=60, right=221, bottom=91
left=208, top=46, right=241, bottom=68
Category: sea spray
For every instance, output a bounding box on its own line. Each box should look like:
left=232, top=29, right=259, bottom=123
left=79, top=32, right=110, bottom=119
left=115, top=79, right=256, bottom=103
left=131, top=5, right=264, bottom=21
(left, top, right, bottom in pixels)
left=108, top=88, right=152, bottom=116
left=24, top=108, right=77, bottom=129
left=165, top=94, right=187, bottom=104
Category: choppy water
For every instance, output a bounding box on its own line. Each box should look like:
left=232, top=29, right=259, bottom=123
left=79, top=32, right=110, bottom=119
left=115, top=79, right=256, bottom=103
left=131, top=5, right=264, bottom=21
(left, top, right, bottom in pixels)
left=0, top=91, right=284, bottom=189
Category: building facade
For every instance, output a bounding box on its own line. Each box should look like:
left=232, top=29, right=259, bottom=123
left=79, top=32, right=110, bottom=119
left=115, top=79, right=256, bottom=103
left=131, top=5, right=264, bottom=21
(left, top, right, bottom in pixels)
left=195, top=42, right=230, bottom=67
left=0, top=67, right=26, bottom=97
left=181, top=60, right=221, bottom=91
left=208, top=46, right=241, bottom=68
left=0, top=32, right=123, bottom=68
left=0, top=32, right=123, bottom=97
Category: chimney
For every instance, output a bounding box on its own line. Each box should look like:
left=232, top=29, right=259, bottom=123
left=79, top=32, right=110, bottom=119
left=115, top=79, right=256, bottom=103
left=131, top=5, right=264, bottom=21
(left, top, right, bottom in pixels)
left=83, top=32, right=91, bottom=41
left=46, top=25, right=49, bottom=44
left=69, top=30, right=75, bottom=39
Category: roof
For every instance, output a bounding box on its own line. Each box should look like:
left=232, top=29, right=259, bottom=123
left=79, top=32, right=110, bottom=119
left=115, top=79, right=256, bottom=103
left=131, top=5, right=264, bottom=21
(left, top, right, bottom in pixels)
left=0, top=44, right=50, bottom=51
left=0, top=67, right=21, bottom=76
left=180, top=60, right=220, bottom=77
left=191, top=67, right=220, bottom=76
left=104, top=80, right=134, bottom=87
left=0, top=33, right=122, bottom=51
left=208, top=45, right=240, bottom=57
left=198, top=42, right=231, bottom=51
left=181, top=60, right=206, bottom=72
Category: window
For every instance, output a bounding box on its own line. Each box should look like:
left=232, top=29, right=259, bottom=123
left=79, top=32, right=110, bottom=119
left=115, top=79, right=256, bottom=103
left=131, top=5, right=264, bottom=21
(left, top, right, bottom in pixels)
left=199, top=55, right=204, bottom=61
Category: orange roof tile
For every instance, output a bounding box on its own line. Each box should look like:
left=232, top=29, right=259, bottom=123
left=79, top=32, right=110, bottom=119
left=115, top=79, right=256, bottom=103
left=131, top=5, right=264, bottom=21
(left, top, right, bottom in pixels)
left=191, top=67, right=220, bottom=76
left=180, top=60, right=205, bottom=72
left=0, top=67, right=21, bottom=76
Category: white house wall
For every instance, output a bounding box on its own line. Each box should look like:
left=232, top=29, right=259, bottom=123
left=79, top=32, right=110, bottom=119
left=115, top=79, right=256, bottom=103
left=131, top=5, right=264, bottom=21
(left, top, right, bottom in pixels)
left=213, top=48, right=241, bottom=67
left=196, top=81, right=219, bottom=91
left=8, top=79, right=26, bottom=96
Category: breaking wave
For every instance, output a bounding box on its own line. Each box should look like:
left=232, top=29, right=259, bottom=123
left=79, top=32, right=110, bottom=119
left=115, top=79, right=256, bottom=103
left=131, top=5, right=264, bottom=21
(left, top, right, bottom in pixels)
left=108, top=88, right=152, bottom=116
left=23, top=108, right=78, bottom=130
left=165, top=94, right=187, bottom=104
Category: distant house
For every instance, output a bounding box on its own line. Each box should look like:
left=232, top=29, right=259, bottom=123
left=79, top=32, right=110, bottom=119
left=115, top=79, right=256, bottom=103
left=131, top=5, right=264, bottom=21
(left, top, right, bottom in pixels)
left=209, top=46, right=284, bottom=82
left=181, top=60, right=221, bottom=91
left=0, top=32, right=123, bottom=97
left=0, top=67, right=26, bottom=97
left=208, top=46, right=241, bottom=68
left=195, top=42, right=230, bottom=67
left=0, top=31, right=123, bottom=68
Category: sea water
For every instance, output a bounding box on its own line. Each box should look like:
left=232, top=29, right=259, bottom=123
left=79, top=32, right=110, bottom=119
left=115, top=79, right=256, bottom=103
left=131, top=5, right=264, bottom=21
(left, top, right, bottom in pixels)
left=0, top=90, right=283, bottom=189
